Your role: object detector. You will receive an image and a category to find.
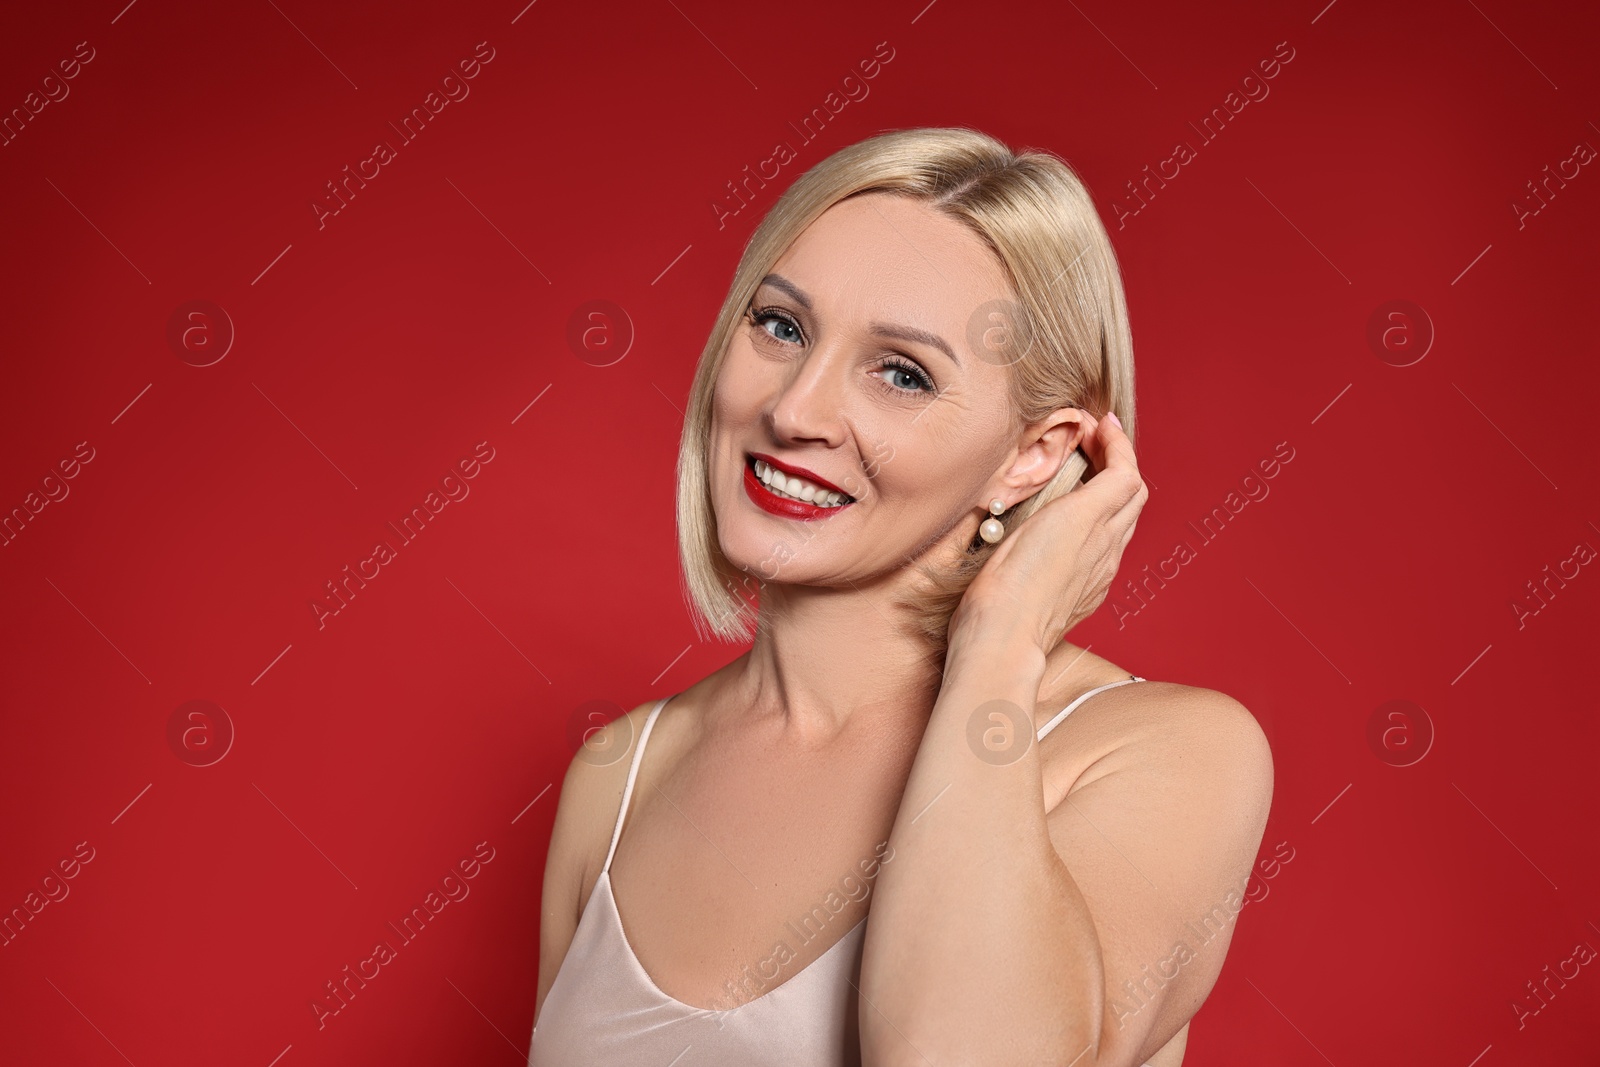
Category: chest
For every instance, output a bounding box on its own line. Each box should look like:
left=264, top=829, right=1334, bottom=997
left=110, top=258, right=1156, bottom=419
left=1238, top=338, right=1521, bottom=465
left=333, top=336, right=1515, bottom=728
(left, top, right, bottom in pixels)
left=605, top=733, right=913, bottom=1010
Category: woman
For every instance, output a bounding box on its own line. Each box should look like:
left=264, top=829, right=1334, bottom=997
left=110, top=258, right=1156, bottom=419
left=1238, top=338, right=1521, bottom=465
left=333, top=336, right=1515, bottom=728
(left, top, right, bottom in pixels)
left=529, top=127, right=1273, bottom=1066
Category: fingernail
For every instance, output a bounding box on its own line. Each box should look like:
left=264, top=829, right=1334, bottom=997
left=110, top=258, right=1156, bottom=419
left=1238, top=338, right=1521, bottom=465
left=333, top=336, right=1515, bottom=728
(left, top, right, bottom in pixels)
left=1106, top=411, right=1122, bottom=429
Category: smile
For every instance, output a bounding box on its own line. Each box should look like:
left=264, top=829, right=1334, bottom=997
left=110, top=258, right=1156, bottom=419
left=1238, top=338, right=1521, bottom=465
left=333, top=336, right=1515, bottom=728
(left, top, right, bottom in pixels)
left=743, top=454, right=856, bottom=519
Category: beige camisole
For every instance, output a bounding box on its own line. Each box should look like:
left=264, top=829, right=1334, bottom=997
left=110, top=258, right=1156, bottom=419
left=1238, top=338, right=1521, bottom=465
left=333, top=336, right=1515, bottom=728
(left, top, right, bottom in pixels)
left=529, top=675, right=1149, bottom=1066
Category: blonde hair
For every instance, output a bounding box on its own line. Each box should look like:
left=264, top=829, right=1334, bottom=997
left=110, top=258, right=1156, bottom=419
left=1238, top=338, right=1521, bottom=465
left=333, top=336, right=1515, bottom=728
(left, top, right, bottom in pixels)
left=675, top=126, right=1137, bottom=661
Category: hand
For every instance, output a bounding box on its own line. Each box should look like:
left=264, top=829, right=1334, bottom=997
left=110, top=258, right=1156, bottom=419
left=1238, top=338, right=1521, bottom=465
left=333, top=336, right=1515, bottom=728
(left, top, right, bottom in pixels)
left=948, top=412, right=1147, bottom=657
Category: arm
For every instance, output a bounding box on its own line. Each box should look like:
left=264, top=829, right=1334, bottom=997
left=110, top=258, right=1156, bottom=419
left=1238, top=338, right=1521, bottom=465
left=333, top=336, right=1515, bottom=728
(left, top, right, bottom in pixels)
left=858, top=410, right=1271, bottom=1061
left=859, top=633, right=1273, bottom=1066
left=533, top=704, right=653, bottom=1028
left=533, top=752, right=586, bottom=1029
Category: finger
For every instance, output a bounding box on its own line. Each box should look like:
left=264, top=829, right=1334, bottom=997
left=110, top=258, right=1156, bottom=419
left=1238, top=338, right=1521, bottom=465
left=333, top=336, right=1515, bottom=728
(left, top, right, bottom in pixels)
left=1083, top=411, right=1143, bottom=503
left=1077, top=412, right=1105, bottom=476
left=1081, top=410, right=1129, bottom=473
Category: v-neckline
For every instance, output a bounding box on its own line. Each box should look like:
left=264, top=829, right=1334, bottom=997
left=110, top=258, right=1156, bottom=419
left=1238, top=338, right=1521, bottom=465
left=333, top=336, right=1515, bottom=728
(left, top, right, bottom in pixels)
left=598, top=869, right=868, bottom=1014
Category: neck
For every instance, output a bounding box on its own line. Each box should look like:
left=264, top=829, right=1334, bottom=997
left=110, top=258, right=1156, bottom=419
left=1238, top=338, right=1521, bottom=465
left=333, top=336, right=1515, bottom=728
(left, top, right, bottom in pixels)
left=707, top=562, right=1114, bottom=742
left=719, top=578, right=946, bottom=742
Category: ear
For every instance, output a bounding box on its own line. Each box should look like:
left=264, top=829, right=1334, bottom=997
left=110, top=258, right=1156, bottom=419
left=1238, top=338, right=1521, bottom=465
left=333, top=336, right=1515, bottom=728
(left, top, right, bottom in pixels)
left=993, top=407, right=1090, bottom=498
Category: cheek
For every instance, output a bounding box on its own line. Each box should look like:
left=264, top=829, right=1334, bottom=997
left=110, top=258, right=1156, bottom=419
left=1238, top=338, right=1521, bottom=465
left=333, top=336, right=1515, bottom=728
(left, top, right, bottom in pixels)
left=712, top=346, right=770, bottom=424
left=709, top=357, right=768, bottom=488
left=873, top=422, right=1001, bottom=507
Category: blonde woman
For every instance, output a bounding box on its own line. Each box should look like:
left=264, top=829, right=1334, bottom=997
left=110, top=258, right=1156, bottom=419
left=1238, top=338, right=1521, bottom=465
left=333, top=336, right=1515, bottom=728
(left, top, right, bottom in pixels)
left=529, top=127, right=1273, bottom=1067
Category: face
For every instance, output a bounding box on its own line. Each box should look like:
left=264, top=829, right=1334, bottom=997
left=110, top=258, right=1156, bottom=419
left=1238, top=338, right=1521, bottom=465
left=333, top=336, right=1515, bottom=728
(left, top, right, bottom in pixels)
left=708, top=191, right=1058, bottom=591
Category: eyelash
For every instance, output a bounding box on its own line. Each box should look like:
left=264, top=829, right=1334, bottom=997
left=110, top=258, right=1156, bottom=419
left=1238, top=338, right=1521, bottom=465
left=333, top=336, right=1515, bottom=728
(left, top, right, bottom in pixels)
left=745, top=305, right=937, bottom=395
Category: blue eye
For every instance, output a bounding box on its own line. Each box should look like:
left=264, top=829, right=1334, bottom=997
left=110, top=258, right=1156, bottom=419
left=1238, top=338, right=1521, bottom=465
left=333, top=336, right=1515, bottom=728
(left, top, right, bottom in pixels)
left=873, top=357, right=936, bottom=394
left=747, top=304, right=937, bottom=397
left=750, top=307, right=802, bottom=344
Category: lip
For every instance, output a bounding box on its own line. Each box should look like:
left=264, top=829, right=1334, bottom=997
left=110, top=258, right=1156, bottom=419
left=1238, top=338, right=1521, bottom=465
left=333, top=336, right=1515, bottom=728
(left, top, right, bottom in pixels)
left=742, top=456, right=855, bottom=520
left=747, top=452, right=852, bottom=496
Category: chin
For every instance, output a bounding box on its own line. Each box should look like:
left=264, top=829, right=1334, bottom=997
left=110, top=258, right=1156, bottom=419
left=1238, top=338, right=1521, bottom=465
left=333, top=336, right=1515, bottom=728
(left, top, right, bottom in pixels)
left=713, top=517, right=822, bottom=585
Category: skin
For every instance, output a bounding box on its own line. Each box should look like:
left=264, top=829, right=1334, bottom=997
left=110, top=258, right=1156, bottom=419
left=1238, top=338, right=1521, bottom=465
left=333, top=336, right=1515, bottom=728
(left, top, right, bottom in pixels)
left=534, top=192, right=1272, bottom=1066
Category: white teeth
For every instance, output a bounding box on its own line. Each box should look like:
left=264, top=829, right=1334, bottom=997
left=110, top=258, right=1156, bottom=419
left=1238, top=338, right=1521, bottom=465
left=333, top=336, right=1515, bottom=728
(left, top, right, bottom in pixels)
left=753, top=458, right=848, bottom=507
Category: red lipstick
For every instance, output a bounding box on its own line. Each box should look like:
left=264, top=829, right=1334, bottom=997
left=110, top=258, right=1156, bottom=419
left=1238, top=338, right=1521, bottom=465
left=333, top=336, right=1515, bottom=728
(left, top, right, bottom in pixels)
left=748, top=452, right=851, bottom=496
left=743, top=455, right=855, bottom=520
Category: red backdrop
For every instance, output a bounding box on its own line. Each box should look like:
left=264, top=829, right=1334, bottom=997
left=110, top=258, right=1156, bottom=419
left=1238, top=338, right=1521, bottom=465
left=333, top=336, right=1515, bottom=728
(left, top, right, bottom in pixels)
left=2, top=0, right=1597, bottom=1063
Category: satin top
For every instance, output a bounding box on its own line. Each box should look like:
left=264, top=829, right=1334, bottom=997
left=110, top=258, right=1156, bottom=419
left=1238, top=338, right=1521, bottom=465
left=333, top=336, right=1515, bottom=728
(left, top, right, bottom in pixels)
left=529, top=675, right=1149, bottom=1066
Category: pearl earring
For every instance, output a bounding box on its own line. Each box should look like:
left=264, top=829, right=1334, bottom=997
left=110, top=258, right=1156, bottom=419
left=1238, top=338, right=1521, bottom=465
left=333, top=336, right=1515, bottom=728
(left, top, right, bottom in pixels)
left=979, top=499, right=1007, bottom=544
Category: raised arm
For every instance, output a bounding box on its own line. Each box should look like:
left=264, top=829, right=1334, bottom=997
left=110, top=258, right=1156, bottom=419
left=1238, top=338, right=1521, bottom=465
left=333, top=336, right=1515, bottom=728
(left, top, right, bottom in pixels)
left=859, top=640, right=1272, bottom=1066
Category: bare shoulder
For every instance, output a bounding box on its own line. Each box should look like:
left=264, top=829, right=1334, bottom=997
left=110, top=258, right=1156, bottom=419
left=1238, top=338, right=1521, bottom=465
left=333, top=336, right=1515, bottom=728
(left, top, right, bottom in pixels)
left=1039, top=679, right=1275, bottom=1061
left=544, top=700, right=664, bottom=926
left=1041, top=676, right=1273, bottom=815
left=1122, top=679, right=1272, bottom=761
left=534, top=698, right=664, bottom=1026
left=1124, top=679, right=1273, bottom=795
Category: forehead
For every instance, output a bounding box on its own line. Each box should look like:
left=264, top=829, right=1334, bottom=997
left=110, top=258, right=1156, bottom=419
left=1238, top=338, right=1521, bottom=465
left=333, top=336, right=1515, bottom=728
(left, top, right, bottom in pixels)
left=767, top=193, right=1014, bottom=338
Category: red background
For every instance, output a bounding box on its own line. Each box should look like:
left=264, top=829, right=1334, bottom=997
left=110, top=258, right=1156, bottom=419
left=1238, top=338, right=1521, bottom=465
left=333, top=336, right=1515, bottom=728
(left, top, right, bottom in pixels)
left=2, top=0, right=1597, bottom=1063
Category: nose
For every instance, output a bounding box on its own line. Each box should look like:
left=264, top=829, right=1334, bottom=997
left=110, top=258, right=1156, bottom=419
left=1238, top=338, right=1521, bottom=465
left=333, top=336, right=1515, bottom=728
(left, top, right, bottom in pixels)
left=766, top=340, right=850, bottom=449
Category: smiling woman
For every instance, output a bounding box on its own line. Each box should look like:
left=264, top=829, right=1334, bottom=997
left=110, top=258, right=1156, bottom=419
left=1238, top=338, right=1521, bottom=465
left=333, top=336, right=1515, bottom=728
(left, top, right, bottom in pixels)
left=528, top=127, right=1272, bottom=1067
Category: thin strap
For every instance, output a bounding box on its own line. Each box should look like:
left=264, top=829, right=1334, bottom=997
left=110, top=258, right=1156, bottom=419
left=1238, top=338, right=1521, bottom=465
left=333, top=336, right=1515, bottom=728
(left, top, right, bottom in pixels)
left=1037, top=674, right=1145, bottom=741
left=601, top=696, right=670, bottom=874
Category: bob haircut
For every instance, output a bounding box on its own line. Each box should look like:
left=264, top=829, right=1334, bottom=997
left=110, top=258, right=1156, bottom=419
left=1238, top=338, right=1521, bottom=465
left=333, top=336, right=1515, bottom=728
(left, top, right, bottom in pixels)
left=675, top=125, right=1137, bottom=660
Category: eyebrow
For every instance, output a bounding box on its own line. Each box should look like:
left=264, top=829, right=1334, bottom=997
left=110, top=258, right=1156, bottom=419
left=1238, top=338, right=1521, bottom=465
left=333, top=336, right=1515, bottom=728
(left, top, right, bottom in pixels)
left=756, top=273, right=962, bottom=369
